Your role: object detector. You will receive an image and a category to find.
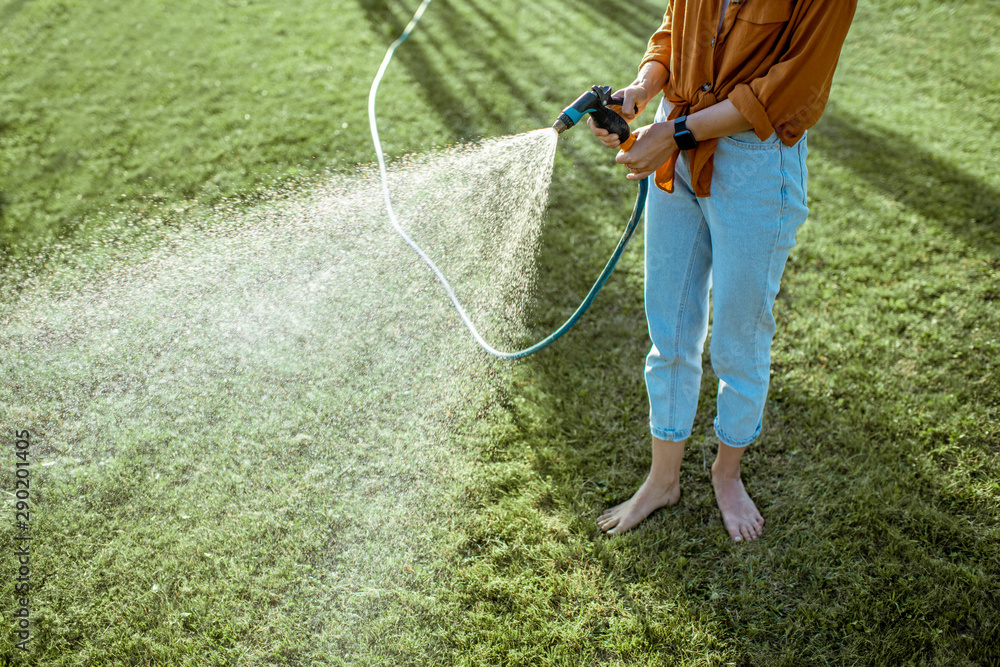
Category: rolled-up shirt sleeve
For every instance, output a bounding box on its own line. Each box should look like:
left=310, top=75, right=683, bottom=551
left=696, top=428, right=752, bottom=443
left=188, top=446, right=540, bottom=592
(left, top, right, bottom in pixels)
left=639, top=3, right=673, bottom=73
left=729, top=0, right=857, bottom=145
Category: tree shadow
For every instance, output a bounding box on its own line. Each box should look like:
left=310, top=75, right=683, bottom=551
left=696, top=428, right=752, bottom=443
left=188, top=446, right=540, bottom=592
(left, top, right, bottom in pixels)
left=0, top=0, right=32, bottom=24
left=358, top=0, right=553, bottom=140
left=811, top=107, right=1000, bottom=256
left=512, top=181, right=999, bottom=659
left=574, top=0, right=665, bottom=43
left=495, top=106, right=1000, bottom=662
left=356, top=0, right=998, bottom=658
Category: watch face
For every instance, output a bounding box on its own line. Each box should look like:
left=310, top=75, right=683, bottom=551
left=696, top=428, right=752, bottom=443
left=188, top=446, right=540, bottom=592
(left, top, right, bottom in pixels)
left=676, top=129, right=697, bottom=151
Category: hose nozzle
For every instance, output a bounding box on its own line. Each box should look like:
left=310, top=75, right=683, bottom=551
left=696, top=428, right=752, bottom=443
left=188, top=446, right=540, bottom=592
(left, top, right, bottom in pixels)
left=552, top=117, right=572, bottom=134
left=552, top=85, right=635, bottom=146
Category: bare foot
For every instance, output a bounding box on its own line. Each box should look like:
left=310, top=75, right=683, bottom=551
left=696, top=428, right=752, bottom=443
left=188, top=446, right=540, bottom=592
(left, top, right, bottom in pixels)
left=711, top=468, right=764, bottom=542
left=597, top=476, right=681, bottom=535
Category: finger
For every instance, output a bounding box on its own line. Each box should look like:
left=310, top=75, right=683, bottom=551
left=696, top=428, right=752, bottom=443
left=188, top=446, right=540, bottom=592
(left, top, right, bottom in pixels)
left=610, top=89, right=629, bottom=114
left=615, top=149, right=629, bottom=165
left=587, top=116, right=608, bottom=137
left=626, top=169, right=654, bottom=180
left=615, top=132, right=632, bottom=148
left=621, top=90, right=637, bottom=121
left=626, top=89, right=645, bottom=119
left=598, top=131, right=620, bottom=148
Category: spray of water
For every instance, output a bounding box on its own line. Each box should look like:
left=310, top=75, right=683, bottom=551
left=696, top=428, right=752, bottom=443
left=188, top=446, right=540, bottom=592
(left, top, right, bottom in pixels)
left=0, top=129, right=557, bottom=656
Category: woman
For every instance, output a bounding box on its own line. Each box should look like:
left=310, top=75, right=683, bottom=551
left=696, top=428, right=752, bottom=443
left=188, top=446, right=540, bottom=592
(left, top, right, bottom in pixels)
left=591, top=0, right=857, bottom=541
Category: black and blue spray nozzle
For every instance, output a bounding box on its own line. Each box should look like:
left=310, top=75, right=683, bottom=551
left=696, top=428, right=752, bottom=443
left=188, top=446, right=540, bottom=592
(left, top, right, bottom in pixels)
left=552, top=85, right=637, bottom=147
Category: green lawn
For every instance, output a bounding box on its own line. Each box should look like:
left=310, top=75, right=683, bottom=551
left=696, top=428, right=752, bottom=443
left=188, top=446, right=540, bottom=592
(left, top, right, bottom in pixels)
left=2, top=0, right=998, bottom=664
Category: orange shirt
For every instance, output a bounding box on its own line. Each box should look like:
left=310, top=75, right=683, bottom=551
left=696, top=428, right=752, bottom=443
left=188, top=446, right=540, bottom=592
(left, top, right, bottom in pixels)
left=640, top=0, right=858, bottom=196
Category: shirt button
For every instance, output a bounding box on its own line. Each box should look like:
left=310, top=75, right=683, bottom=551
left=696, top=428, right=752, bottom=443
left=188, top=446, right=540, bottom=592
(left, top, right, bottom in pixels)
left=701, top=83, right=712, bottom=91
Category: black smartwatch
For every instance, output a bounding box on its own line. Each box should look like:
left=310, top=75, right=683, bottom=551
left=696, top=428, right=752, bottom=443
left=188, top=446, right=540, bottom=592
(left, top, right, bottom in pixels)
left=673, top=115, right=698, bottom=151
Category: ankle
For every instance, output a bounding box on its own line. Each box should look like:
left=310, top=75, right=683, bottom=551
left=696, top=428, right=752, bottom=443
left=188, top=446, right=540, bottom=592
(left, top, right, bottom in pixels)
left=645, top=466, right=680, bottom=491
left=712, top=440, right=747, bottom=481
left=649, top=437, right=685, bottom=488
left=711, top=459, right=741, bottom=481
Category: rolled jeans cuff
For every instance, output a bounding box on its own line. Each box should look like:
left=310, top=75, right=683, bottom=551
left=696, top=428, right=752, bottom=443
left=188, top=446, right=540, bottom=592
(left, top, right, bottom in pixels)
left=651, top=425, right=691, bottom=442
left=714, top=417, right=761, bottom=448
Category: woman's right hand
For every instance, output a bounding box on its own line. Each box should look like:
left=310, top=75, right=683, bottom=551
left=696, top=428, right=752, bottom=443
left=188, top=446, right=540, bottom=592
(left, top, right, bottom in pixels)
left=588, top=84, right=650, bottom=148
left=614, top=84, right=649, bottom=122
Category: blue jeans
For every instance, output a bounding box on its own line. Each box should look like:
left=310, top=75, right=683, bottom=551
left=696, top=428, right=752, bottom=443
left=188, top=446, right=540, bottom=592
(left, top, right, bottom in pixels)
left=644, top=99, right=809, bottom=448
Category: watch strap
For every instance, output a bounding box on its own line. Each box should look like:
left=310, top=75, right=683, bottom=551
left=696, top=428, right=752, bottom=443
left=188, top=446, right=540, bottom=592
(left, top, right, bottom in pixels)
left=674, top=115, right=698, bottom=151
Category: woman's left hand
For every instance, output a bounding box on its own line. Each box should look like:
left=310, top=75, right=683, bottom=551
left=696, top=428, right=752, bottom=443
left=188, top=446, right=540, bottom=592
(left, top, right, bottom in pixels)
left=616, top=121, right=677, bottom=180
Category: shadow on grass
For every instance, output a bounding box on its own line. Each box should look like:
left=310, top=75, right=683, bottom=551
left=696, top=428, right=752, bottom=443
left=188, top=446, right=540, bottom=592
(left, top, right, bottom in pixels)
left=0, top=0, right=32, bottom=24
left=574, top=0, right=665, bottom=43
left=511, top=177, right=999, bottom=660
left=505, top=145, right=1000, bottom=660
left=811, top=107, right=1000, bottom=256
left=356, top=0, right=998, bottom=660
left=357, top=0, right=551, bottom=139
left=460, top=111, right=1000, bottom=661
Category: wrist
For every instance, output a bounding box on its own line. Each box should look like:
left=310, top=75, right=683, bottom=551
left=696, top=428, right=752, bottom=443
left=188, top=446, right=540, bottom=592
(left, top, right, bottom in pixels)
left=653, top=121, right=678, bottom=151
left=673, top=115, right=698, bottom=151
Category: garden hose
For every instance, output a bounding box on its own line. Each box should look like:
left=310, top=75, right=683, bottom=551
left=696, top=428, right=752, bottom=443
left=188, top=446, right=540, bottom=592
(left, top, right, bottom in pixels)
left=367, top=0, right=646, bottom=360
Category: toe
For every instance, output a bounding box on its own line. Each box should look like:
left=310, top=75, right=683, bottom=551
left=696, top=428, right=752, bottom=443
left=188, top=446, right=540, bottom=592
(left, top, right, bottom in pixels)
left=599, top=507, right=620, bottom=522
left=608, top=519, right=630, bottom=536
